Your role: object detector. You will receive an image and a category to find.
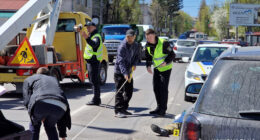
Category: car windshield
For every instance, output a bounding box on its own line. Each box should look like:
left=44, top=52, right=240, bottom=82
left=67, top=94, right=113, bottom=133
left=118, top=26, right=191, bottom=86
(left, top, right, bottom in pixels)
left=197, top=60, right=260, bottom=119
left=193, top=47, right=228, bottom=62
left=177, top=41, right=195, bottom=46
left=103, top=27, right=129, bottom=35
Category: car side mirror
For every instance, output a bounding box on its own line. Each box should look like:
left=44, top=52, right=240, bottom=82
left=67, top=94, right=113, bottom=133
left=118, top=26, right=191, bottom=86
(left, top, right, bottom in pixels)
left=182, top=57, right=190, bottom=63
left=185, top=83, right=203, bottom=94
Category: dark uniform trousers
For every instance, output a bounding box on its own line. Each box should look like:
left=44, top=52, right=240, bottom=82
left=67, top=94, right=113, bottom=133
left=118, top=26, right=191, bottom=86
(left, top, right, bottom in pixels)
left=87, top=61, right=101, bottom=101
left=30, top=101, right=65, bottom=140
left=114, top=73, right=133, bottom=113
left=153, top=68, right=172, bottom=114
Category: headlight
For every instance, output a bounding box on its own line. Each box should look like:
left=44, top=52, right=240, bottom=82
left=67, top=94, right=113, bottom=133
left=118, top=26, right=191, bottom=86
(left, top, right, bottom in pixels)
left=186, top=71, right=201, bottom=81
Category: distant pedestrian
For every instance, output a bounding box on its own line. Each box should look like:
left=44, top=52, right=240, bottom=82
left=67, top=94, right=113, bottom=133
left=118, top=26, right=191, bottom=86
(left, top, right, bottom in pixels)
left=23, top=67, right=71, bottom=140
left=114, top=29, right=140, bottom=118
left=145, top=29, right=175, bottom=116
left=82, top=21, right=103, bottom=106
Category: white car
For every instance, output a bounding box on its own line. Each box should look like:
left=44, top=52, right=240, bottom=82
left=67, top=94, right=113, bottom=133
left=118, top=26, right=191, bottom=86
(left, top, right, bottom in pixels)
left=184, top=44, right=240, bottom=101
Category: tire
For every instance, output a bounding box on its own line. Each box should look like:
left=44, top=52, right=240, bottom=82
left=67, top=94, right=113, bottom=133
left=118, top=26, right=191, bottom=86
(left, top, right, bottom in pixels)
left=100, top=63, right=107, bottom=85
left=184, top=93, right=192, bottom=102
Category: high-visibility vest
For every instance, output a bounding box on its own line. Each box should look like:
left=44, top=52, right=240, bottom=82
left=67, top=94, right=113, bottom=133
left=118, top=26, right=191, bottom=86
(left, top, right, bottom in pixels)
left=84, top=33, right=103, bottom=61
left=147, top=38, right=172, bottom=72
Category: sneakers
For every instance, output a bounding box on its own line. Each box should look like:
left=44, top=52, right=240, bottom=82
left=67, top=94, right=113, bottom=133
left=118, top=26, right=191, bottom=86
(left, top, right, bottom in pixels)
left=151, top=124, right=170, bottom=137
left=121, top=110, right=132, bottom=115
left=86, top=100, right=101, bottom=106
left=115, top=112, right=127, bottom=118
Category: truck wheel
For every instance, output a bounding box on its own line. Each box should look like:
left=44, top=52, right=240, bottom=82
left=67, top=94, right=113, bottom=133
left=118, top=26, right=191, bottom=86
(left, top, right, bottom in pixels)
left=100, top=63, right=107, bottom=85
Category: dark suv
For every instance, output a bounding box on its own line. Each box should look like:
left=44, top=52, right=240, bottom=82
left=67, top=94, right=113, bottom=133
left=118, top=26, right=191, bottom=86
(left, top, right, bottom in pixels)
left=180, top=47, right=260, bottom=140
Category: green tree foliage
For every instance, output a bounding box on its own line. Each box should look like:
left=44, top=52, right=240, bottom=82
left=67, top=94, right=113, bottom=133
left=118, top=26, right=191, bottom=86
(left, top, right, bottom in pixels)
left=150, top=0, right=183, bottom=36
left=102, top=0, right=141, bottom=24
left=195, top=0, right=212, bottom=35
left=172, top=11, right=193, bottom=37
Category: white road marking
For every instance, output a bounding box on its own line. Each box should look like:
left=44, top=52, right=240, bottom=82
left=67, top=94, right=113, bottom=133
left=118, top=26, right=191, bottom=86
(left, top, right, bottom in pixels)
left=71, top=71, right=149, bottom=139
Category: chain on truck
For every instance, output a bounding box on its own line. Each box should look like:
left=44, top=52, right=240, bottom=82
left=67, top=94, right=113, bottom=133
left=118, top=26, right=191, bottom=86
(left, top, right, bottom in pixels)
left=0, top=0, right=109, bottom=92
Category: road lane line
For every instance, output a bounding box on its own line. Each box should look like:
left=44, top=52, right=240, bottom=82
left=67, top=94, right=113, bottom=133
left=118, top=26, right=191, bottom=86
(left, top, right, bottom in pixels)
left=71, top=71, right=148, bottom=139
left=70, top=71, right=148, bottom=116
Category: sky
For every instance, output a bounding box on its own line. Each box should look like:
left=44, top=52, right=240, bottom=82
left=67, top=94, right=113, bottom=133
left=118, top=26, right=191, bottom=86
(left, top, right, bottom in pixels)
left=144, top=0, right=226, bottom=18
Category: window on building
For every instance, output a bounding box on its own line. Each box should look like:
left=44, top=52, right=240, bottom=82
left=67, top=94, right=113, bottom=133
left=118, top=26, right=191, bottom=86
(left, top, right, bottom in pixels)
left=77, top=0, right=80, bottom=4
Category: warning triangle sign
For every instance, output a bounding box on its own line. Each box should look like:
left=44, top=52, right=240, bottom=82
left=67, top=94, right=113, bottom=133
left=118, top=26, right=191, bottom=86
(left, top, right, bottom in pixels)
left=8, top=37, right=39, bottom=66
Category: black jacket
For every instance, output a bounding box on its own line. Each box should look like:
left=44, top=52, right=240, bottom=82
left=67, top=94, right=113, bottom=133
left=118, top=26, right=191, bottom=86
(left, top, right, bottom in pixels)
left=86, top=29, right=101, bottom=63
left=23, top=74, right=71, bottom=138
left=145, top=36, right=175, bottom=68
left=114, top=39, right=140, bottom=76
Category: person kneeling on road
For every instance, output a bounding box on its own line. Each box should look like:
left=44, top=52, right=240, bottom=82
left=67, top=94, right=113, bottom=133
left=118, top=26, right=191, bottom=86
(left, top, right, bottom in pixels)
left=114, top=29, right=140, bottom=118
left=23, top=67, right=71, bottom=140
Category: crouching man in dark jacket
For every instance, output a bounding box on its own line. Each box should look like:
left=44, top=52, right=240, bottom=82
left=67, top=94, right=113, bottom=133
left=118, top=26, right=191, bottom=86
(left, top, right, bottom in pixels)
left=23, top=67, right=71, bottom=140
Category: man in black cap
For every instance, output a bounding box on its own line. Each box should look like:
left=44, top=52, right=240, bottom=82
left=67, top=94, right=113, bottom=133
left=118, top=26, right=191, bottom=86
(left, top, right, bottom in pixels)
left=82, top=21, right=103, bottom=106
left=114, top=29, right=140, bottom=118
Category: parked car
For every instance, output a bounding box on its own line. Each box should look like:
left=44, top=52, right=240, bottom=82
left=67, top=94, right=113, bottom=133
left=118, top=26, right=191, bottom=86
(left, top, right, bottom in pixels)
left=183, top=44, right=239, bottom=101
left=159, top=36, right=169, bottom=40
left=173, top=39, right=198, bottom=61
left=169, top=38, right=177, bottom=48
left=181, top=47, right=260, bottom=140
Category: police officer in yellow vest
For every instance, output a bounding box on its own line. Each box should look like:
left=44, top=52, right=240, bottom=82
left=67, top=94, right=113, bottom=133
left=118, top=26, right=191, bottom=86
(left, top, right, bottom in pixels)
left=82, top=21, right=103, bottom=106
left=145, top=29, right=175, bottom=116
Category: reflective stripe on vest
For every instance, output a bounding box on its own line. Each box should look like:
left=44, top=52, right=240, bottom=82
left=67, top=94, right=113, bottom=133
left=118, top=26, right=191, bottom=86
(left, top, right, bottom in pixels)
left=147, top=38, right=172, bottom=72
left=84, top=33, right=103, bottom=61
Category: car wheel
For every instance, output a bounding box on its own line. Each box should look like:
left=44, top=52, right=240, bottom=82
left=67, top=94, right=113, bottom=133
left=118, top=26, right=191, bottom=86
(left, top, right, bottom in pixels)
left=100, top=63, right=107, bottom=85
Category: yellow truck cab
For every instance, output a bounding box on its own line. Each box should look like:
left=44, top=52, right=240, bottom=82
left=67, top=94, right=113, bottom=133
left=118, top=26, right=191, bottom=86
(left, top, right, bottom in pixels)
left=0, top=12, right=108, bottom=92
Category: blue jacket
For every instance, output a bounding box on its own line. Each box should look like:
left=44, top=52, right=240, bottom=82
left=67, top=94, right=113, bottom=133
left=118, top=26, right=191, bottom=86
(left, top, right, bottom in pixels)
left=114, top=39, right=140, bottom=76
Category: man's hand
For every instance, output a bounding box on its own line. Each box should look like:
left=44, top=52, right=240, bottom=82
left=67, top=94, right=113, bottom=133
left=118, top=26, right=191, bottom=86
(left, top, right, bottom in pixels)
left=147, top=67, right=153, bottom=74
left=81, top=30, right=89, bottom=39
left=160, top=62, right=167, bottom=67
left=61, top=138, right=66, bottom=140
left=132, top=66, right=136, bottom=71
left=124, top=75, right=129, bottom=81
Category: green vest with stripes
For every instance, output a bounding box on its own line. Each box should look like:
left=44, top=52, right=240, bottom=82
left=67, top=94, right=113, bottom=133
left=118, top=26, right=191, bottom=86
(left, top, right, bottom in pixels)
left=147, top=38, right=172, bottom=72
left=84, top=33, right=103, bottom=61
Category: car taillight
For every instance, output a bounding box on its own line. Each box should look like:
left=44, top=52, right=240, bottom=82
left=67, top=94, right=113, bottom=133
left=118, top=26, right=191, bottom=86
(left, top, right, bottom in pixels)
left=181, top=114, right=201, bottom=140
left=174, top=46, right=177, bottom=50
left=16, top=69, right=33, bottom=76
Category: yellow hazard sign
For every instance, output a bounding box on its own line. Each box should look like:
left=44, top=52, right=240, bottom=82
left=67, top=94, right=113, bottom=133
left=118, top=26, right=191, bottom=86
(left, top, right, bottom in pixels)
left=8, top=37, right=39, bottom=66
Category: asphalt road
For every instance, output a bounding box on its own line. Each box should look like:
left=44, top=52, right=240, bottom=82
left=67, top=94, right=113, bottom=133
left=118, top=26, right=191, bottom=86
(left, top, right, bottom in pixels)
left=0, top=61, right=193, bottom=140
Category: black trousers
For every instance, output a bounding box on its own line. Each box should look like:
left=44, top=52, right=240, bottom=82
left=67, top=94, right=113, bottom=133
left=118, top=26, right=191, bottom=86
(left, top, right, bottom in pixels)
left=153, top=68, right=172, bottom=114
left=30, top=101, right=65, bottom=140
left=87, top=61, right=101, bottom=101
left=114, top=73, right=133, bottom=113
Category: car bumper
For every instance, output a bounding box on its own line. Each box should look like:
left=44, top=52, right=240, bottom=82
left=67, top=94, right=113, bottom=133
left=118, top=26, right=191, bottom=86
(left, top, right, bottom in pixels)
left=175, top=52, right=193, bottom=59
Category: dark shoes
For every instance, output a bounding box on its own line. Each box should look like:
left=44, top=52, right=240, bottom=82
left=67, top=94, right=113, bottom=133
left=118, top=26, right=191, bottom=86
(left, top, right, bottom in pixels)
left=115, top=110, right=132, bottom=118
left=149, top=109, right=159, bottom=114
left=115, top=112, right=127, bottom=118
left=86, top=100, right=101, bottom=106
left=149, top=109, right=165, bottom=116
left=151, top=124, right=170, bottom=137
left=122, top=110, right=132, bottom=115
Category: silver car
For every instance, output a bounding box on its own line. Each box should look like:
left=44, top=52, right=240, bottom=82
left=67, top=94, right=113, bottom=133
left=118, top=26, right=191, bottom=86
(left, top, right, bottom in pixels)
left=173, top=39, right=198, bottom=61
